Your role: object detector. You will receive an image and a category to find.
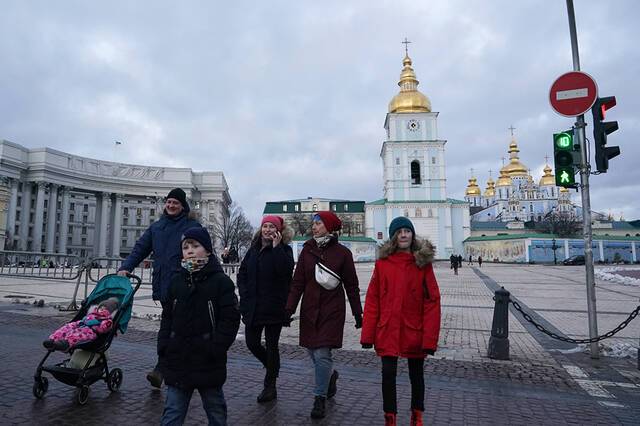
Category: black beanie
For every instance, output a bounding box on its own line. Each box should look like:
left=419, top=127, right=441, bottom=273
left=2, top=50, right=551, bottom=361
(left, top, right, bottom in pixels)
left=166, top=188, right=189, bottom=213
left=182, top=227, right=213, bottom=254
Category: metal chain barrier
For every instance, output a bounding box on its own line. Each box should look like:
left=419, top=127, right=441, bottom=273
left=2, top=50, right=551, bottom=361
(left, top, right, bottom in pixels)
left=510, top=298, right=640, bottom=344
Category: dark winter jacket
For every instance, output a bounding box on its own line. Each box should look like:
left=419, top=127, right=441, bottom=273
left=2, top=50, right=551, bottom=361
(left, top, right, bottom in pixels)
left=286, top=237, right=363, bottom=349
left=361, top=239, right=441, bottom=358
left=237, top=237, right=294, bottom=327
left=119, top=211, right=201, bottom=302
left=158, top=257, right=240, bottom=390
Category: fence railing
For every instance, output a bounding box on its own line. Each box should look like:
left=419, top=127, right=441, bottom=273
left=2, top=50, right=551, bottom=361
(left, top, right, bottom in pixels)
left=0, top=250, right=242, bottom=311
left=0, top=250, right=84, bottom=280
left=87, top=257, right=154, bottom=284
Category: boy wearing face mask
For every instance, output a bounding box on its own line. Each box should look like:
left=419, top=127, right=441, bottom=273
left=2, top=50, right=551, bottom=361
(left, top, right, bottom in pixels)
left=158, top=227, right=240, bottom=426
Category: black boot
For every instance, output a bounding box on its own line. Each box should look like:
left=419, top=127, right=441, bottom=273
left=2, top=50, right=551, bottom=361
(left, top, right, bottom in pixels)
left=327, top=370, right=339, bottom=399
left=54, top=340, right=70, bottom=352
left=257, top=385, right=277, bottom=403
left=310, top=396, right=326, bottom=419
left=43, top=339, right=55, bottom=350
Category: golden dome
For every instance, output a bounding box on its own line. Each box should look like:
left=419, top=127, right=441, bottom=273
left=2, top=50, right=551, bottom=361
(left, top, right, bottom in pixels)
left=484, top=178, right=496, bottom=197
left=539, top=164, right=555, bottom=186
left=496, top=168, right=513, bottom=187
left=388, top=54, right=432, bottom=113
left=501, top=140, right=529, bottom=176
left=560, top=186, right=569, bottom=193
left=465, top=177, right=481, bottom=196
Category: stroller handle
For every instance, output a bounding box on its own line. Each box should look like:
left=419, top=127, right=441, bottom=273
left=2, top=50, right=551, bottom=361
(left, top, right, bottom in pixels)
left=125, top=273, right=143, bottom=293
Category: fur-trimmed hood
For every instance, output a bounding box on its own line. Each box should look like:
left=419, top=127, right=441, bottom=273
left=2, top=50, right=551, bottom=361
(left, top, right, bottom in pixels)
left=378, top=238, right=435, bottom=268
left=250, top=226, right=293, bottom=247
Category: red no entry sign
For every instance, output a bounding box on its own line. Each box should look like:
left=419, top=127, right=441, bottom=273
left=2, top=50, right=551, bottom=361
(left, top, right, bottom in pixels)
left=549, top=71, right=598, bottom=117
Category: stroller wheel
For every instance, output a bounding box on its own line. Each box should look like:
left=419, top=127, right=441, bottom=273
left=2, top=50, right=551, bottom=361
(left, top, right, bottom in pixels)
left=75, top=385, right=90, bottom=405
left=107, top=368, right=123, bottom=392
left=32, top=377, right=49, bottom=399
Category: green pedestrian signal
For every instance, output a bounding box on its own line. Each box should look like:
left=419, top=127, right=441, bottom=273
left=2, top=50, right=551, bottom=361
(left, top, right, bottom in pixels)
left=553, top=130, right=578, bottom=188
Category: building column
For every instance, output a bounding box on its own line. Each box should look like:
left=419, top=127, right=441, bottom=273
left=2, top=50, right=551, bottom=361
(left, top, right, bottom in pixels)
left=32, top=182, right=48, bottom=252
left=98, top=192, right=110, bottom=257
left=598, top=240, right=604, bottom=263
left=632, top=241, right=637, bottom=263
left=111, top=193, right=123, bottom=257
left=5, top=179, right=18, bottom=245
left=58, top=187, right=71, bottom=254
left=45, top=184, right=59, bottom=252
left=564, top=239, right=570, bottom=260
left=18, top=181, right=32, bottom=250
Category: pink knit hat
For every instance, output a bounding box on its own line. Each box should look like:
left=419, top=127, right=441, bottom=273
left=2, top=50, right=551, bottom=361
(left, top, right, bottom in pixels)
left=261, top=215, right=284, bottom=231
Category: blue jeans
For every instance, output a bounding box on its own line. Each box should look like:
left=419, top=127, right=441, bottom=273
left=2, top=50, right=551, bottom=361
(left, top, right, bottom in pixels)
left=307, top=347, right=333, bottom=397
left=161, top=385, right=227, bottom=426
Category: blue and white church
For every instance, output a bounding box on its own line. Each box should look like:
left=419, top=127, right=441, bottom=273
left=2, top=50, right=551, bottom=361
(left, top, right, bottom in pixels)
left=365, top=52, right=470, bottom=258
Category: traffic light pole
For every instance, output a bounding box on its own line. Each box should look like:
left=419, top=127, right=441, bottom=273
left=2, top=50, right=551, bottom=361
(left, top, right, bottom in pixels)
left=566, top=0, right=599, bottom=359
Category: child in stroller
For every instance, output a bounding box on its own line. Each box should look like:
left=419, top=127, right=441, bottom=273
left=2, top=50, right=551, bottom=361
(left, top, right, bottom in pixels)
left=33, top=274, right=141, bottom=405
left=43, top=297, right=120, bottom=352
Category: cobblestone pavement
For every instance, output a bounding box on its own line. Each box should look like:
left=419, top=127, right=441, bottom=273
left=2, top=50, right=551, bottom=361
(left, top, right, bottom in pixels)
left=1, top=304, right=639, bottom=425
left=1, top=263, right=640, bottom=424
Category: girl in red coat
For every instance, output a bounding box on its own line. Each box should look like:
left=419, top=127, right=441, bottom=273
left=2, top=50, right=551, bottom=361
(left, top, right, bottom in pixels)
left=361, top=217, right=441, bottom=426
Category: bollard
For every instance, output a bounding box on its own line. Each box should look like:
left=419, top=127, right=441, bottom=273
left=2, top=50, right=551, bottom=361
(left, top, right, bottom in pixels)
left=488, top=287, right=510, bottom=360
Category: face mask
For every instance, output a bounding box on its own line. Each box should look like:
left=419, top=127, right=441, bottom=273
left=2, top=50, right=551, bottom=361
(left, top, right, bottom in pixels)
left=181, top=257, right=209, bottom=273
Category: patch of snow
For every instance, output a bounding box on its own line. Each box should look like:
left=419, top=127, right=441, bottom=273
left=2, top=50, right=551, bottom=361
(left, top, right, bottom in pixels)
left=595, top=266, right=640, bottom=287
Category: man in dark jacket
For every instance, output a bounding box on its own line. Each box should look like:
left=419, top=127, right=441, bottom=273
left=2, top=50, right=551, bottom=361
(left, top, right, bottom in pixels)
left=158, top=227, right=240, bottom=425
left=118, top=188, right=201, bottom=387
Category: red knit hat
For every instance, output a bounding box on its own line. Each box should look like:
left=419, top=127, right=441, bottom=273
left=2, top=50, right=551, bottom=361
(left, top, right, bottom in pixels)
left=314, top=211, right=342, bottom=233
left=261, top=215, right=284, bottom=231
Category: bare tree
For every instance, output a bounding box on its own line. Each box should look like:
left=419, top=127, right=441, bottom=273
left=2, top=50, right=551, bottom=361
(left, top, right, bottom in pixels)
left=289, top=213, right=312, bottom=237
left=211, top=202, right=254, bottom=257
left=338, top=214, right=358, bottom=237
left=535, top=211, right=581, bottom=237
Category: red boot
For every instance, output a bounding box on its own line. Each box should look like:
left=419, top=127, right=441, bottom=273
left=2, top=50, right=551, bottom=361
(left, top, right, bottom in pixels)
left=410, top=409, right=424, bottom=426
left=384, top=413, right=396, bottom=426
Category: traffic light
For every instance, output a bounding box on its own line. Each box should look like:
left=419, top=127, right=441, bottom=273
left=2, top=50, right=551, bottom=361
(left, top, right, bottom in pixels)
left=553, top=130, right=578, bottom=188
left=592, top=96, right=620, bottom=173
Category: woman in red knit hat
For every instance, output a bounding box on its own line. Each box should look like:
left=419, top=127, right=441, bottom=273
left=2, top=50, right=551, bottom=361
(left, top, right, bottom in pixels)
left=237, top=215, right=294, bottom=403
left=286, top=211, right=363, bottom=419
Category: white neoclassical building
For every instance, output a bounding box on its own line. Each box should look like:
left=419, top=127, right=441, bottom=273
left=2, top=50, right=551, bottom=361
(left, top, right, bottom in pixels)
left=0, top=140, right=231, bottom=258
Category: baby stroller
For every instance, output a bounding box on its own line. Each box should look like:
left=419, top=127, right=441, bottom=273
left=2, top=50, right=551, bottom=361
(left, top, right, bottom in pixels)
left=33, top=273, right=142, bottom=405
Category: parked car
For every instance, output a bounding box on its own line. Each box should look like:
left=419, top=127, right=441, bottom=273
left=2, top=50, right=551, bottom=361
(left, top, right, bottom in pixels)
left=563, top=255, right=585, bottom=265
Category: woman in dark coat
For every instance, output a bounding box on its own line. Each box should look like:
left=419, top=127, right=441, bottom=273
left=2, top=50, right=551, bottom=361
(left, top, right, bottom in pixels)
left=360, top=217, right=441, bottom=426
left=236, top=215, right=294, bottom=403
left=285, top=211, right=363, bottom=419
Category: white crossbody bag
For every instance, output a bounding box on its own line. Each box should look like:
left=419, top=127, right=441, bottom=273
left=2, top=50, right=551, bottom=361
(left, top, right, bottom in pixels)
left=315, top=262, right=341, bottom=290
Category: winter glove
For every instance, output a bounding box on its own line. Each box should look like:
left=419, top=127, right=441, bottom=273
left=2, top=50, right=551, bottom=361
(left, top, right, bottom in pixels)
left=361, top=343, right=373, bottom=349
left=423, top=349, right=435, bottom=356
left=354, top=313, right=362, bottom=329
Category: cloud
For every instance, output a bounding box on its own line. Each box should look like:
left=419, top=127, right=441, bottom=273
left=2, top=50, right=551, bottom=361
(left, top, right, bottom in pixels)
left=0, top=0, right=638, bottom=225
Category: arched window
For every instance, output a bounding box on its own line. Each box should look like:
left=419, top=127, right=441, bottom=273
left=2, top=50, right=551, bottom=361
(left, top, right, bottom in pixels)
left=411, top=161, right=421, bottom=184
left=312, top=204, right=318, bottom=212
left=415, top=208, right=422, bottom=217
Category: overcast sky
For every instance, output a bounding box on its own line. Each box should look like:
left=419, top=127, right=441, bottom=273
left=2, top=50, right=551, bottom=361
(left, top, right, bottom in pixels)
left=1, top=1, right=638, bottom=224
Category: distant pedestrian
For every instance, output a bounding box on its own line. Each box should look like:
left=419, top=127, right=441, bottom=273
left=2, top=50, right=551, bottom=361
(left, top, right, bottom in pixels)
left=286, top=211, right=363, bottom=419
left=361, top=217, right=441, bottom=426
left=450, top=254, right=458, bottom=275
left=158, top=227, right=240, bottom=426
left=468, top=255, right=473, bottom=266
left=478, top=256, right=483, bottom=268
left=117, top=188, right=201, bottom=388
left=237, top=215, right=294, bottom=403
left=457, top=254, right=463, bottom=269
